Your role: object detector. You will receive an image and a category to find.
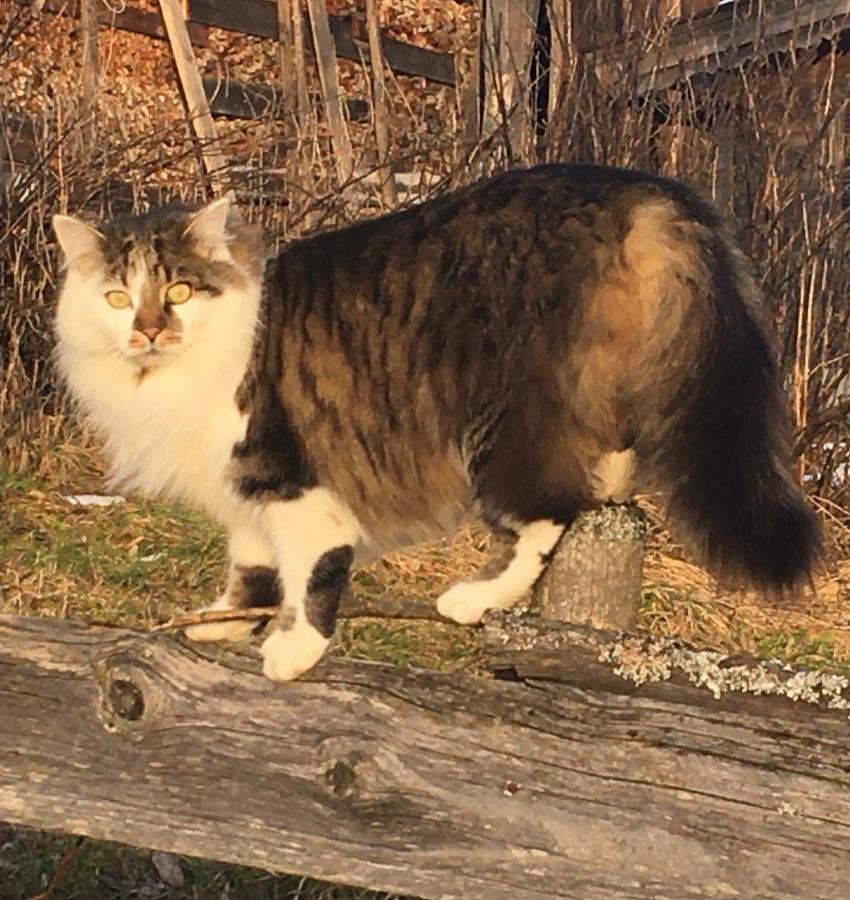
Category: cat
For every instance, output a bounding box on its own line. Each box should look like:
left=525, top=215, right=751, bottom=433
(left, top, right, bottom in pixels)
left=52, top=163, right=820, bottom=682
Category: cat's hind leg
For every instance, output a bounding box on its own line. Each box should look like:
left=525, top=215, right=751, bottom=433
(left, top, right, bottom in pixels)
left=437, top=520, right=566, bottom=624
left=184, top=517, right=281, bottom=643
left=441, top=394, right=589, bottom=624
left=260, top=488, right=361, bottom=682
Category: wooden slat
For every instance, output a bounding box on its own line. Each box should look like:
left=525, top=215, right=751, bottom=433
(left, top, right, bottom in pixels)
left=481, top=0, right=540, bottom=159
left=158, top=0, right=228, bottom=192
left=275, top=0, right=297, bottom=120
left=188, top=0, right=456, bottom=85
left=3, top=614, right=850, bottom=899
left=305, top=0, right=353, bottom=184
left=79, top=0, right=98, bottom=140
left=613, top=0, right=850, bottom=92
left=290, top=0, right=312, bottom=119
left=202, top=76, right=368, bottom=122
left=21, top=0, right=209, bottom=47
left=365, top=0, right=398, bottom=207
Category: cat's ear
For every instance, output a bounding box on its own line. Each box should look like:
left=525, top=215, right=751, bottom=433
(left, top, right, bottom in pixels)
left=52, top=214, right=104, bottom=265
left=183, top=195, right=234, bottom=249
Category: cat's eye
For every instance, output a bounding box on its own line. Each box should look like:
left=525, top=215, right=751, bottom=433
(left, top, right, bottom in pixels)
left=105, top=290, right=131, bottom=309
left=165, top=282, right=193, bottom=305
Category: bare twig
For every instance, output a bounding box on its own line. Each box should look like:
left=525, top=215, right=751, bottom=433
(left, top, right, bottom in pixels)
left=27, top=836, right=85, bottom=900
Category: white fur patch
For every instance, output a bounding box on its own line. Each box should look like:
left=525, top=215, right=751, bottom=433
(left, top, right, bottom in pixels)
left=258, top=488, right=363, bottom=680
left=437, top=519, right=565, bottom=624
left=261, top=623, right=331, bottom=682
left=592, top=450, right=636, bottom=503
left=54, top=261, right=261, bottom=526
left=262, top=488, right=362, bottom=600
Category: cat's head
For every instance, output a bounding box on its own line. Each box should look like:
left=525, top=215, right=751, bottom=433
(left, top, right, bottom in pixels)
left=53, top=196, right=265, bottom=372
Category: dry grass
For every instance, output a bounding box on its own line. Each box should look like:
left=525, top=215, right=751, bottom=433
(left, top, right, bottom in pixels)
left=4, top=1, right=850, bottom=896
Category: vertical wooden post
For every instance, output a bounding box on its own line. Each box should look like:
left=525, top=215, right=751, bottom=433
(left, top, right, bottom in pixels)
left=534, top=506, right=645, bottom=630
left=276, top=0, right=297, bottom=122
left=290, top=1, right=312, bottom=122
left=460, top=0, right=484, bottom=149
left=158, top=0, right=228, bottom=194
left=713, top=123, right=734, bottom=213
left=79, top=0, right=99, bottom=145
left=305, top=0, right=354, bottom=185
left=546, top=0, right=569, bottom=127
left=481, top=0, right=540, bottom=162
left=365, top=0, right=398, bottom=207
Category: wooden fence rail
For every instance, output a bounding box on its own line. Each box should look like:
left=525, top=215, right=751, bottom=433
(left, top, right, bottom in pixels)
left=2, top=613, right=850, bottom=899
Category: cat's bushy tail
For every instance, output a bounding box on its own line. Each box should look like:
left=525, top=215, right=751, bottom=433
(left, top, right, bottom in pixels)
left=630, top=202, right=820, bottom=593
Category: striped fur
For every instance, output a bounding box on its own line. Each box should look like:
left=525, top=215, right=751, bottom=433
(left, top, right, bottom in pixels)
left=54, top=164, right=820, bottom=680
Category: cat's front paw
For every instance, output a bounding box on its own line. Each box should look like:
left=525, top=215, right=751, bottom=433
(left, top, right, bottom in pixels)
left=437, top=581, right=504, bottom=625
left=261, top=624, right=330, bottom=682
left=183, top=596, right=264, bottom=643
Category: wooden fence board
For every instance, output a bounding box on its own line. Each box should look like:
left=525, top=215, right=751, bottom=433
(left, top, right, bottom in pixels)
left=2, top=614, right=850, bottom=899
left=22, top=0, right=210, bottom=47
left=202, top=76, right=368, bottom=122
left=188, top=0, right=456, bottom=85
left=598, top=0, right=850, bottom=91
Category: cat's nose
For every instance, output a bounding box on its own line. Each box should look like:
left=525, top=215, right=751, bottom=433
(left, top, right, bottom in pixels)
left=142, top=327, right=162, bottom=343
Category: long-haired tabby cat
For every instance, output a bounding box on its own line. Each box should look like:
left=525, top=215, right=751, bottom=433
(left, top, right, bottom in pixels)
left=53, top=164, right=819, bottom=681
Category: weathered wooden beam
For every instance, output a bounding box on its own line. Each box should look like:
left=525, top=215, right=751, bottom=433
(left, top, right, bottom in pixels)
left=188, top=0, right=457, bottom=85
left=21, top=0, right=210, bottom=47
left=3, top=613, right=850, bottom=899
left=78, top=0, right=98, bottom=142
left=158, top=0, right=228, bottom=193
left=365, top=0, right=398, bottom=207
left=481, top=0, right=541, bottom=160
left=201, top=76, right=368, bottom=122
left=275, top=0, right=297, bottom=121
left=305, top=0, right=353, bottom=185
left=601, top=0, right=850, bottom=92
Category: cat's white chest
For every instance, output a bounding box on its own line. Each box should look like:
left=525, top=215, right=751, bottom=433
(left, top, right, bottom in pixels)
left=77, top=356, right=248, bottom=519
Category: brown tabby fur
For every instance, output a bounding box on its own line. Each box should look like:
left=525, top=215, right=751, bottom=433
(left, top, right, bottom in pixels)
left=230, top=164, right=817, bottom=590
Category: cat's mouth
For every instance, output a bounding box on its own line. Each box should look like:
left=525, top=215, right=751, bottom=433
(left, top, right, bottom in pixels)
left=126, top=330, right=182, bottom=366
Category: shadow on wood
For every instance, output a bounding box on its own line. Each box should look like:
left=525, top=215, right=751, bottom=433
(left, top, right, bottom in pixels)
left=2, top=614, right=850, bottom=899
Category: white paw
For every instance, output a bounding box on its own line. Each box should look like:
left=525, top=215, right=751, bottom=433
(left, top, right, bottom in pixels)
left=183, top=597, right=263, bottom=643
left=261, top=624, right=330, bottom=682
left=437, top=581, right=505, bottom=625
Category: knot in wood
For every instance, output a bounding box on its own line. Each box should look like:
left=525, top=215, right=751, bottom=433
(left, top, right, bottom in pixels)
left=325, top=755, right=360, bottom=798
left=97, top=654, right=160, bottom=734
left=109, top=678, right=146, bottom=722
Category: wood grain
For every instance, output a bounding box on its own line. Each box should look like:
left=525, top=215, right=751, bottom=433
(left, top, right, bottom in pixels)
left=2, top=614, right=850, bottom=899
left=534, top=506, right=644, bottom=630
left=305, top=0, right=353, bottom=185
left=158, top=0, right=228, bottom=192
left=188, top=0, right=456, bottom=85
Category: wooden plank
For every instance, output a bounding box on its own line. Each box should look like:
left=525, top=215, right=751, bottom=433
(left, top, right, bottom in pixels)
left=481, top=0, right=540, bottom=158
left=202, top=76, right=368, bottom=122
left=275, top=0, right=297, bottom=120
left=305, top=0, right=353, bottom=184
left=79, top=0, right=98, bottom=139
left=546, top=0, right=568, bottom=125
left=459, top=0, right=483, bottom=144
left=617, top=0, right=850, bottom=92
left=20, top=0, right=209, bottom=47
left=188, top=0, right=456, bottom=85
left=3, top=614, right=850, bottom=899
left=290, top=0, right=312, bottom=119
left=365, top=0, right=398, bottom=207
left=158, top=0, right=228, bottom=192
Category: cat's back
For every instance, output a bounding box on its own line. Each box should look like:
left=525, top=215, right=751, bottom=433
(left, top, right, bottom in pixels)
left=271, top=163, right=720, bottom=322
